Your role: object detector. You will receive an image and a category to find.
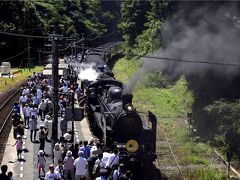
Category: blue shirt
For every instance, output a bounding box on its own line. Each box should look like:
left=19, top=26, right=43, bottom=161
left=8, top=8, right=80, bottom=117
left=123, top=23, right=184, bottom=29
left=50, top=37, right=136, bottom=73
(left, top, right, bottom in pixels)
left=13, top=105, right=20, bottom=113
left=32, top=96, right=39, bottom=105
left=79, top=146, right=90, bottom=159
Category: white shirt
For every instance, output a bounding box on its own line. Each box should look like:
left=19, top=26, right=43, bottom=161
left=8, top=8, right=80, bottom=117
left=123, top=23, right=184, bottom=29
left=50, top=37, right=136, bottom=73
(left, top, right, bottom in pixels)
left=30, top=108, right=38, bottom=118
left=102, top=152, right=110, bottom=165
left=23, top=106, right=30, bottom=117
left=20, top=95, right=27, bottom=103
left=37, top=88, right=42, bottom=99
left=29, top=118, right=37, bottom=130
left=54, top=149, right=62, bottom=166
left=23, top=88, right=30, bottom=95
left=95, top=159, right=106, bottom=169
left=44, top=171, right=61, bottom=180
left=106, top=153, right=119, bottom=168
left=62, top=86, right=68, bottom=93
left=73, top=157, right=88, bottom=176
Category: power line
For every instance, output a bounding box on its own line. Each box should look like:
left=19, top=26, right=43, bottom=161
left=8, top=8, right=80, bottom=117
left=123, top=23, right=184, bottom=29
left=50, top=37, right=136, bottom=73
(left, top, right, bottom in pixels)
left=141, top=55, right=240, bottom=67
left=0, top=31, right=72, bottom=39
left=0, top=49, right=27, bottom=62
left=60, top=41, right=74, bottom=51
left=0, top=31, right=49, bottom=39
left=87, top=47, right=240, bottom=67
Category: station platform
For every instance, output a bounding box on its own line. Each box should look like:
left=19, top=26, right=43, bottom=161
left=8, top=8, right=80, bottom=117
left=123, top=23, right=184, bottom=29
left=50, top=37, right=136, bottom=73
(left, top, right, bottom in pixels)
left=0, top=103, right=92, bottom=179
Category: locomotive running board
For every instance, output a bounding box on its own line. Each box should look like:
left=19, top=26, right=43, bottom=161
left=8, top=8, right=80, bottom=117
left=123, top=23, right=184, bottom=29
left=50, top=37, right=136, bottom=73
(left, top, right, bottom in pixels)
left=148, top=111, right=157, bottom=154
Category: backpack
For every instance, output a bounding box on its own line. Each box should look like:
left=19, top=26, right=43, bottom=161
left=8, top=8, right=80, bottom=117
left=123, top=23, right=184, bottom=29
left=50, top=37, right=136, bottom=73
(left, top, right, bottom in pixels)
left=92, top=160, right=101, bottom=176
left=39, top=130, right=46, bottom=139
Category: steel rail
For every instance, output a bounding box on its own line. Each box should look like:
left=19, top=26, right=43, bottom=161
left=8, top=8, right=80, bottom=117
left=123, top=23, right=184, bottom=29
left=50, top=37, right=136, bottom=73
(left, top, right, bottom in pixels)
left=158, top=124, right=185, bottom=180
left=0, top=109, right=13, bottom=134
left=0, top=89, right=19, bottom=110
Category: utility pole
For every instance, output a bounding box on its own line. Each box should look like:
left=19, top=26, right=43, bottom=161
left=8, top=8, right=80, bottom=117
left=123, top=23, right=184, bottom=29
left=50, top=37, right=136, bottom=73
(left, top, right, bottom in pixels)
left=27, top=38, right=31, bottom=70
left=71, top=41, right=74, bottom=58
left=71, top=89, right=75, bottom=143
left=74, top=41, right=77, bottom=59
left=81, top=33, right=85, bottom=61
left=51, top=23, right=59, bottom=158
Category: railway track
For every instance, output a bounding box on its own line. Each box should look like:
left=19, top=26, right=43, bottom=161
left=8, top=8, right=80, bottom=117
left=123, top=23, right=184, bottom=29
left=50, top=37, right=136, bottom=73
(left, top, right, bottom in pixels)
left=156, top=124, right=185, bottom=180
left=0, top=89, right=21, bottom=165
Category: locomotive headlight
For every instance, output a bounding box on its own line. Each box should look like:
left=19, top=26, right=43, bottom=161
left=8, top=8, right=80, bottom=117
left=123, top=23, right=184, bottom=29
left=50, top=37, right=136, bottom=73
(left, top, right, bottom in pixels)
left=126, top=104, right=134, bottom=112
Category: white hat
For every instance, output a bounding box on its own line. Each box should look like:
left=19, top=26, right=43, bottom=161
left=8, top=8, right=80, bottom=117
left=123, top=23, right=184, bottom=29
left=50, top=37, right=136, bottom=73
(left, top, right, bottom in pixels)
left=38, top=150, right=44, bottom=156
left=66, top=150, right=72, bottom=157
left=17, top=135, right=21, bottom=138
left=63, top=133, right=71, bottom=141
left=54, top=143, right=60, bottom=150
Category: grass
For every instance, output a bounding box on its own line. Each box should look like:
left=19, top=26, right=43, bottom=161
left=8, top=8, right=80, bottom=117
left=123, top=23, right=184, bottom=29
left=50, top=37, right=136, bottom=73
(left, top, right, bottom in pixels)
left=185, top=167, right=227, bottom=180
left=113, top=57, right=227, bottom=179
left=0, top=66, right=43, bottom=92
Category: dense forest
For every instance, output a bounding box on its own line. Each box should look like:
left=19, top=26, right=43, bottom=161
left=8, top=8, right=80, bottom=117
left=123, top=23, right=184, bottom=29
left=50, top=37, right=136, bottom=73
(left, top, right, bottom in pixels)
left=1, top=0, right=240, bottom=159
left=0, top=0, right=121, bottom=65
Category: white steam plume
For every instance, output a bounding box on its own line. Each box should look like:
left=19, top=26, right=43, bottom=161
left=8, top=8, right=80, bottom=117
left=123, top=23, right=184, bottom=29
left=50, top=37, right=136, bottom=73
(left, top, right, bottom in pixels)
left=78, top=63, right=99, bottom=81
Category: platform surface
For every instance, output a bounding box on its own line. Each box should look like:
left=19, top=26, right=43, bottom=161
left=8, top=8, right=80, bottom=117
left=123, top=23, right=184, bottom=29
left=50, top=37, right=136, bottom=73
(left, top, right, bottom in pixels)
left=0, top=103, right=92, bottom=179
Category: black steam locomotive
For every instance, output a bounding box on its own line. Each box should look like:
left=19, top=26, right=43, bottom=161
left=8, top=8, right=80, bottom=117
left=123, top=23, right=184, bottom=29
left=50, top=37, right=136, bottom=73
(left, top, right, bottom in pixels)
left=82, top=43, right=160, bottom=179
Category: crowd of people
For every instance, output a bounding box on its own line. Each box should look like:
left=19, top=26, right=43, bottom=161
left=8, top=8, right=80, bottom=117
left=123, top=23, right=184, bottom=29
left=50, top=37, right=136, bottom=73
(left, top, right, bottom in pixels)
left=49, top=137, right=133, bottom=180
left=1, top=57, right=133, bottom=180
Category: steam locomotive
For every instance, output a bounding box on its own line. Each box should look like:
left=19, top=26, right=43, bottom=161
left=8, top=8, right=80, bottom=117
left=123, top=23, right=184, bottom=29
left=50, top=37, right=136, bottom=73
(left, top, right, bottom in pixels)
left=81, top=43, right=161, bottom=179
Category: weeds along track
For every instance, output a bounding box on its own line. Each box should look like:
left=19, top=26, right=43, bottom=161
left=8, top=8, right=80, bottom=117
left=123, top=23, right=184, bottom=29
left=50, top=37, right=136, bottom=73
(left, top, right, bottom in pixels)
left=0, top=81, right=26, bottom=164
left=156, top=124, right=185, bottom=180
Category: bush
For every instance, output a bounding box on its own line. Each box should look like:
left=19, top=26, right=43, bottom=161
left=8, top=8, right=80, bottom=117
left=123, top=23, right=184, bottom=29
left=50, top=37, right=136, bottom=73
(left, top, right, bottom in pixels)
left=141, top=70, right=168, bottom=88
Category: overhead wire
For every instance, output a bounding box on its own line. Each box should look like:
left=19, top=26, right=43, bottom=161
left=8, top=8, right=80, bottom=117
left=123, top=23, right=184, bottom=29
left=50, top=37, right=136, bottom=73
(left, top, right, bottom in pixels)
left=0, top=31, right=72, bottom=39
left=86, top=46, right=240, bottom=67
left=0, top=49, right=27, bottom=62
left=60, top=41, right=74, bottom=51
left=0, top=31, right=49, bottom=39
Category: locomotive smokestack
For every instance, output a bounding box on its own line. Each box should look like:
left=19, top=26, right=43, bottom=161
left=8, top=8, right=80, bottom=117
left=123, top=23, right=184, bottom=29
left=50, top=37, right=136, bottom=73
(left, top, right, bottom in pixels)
left=122, top=93, right=133, bottom=109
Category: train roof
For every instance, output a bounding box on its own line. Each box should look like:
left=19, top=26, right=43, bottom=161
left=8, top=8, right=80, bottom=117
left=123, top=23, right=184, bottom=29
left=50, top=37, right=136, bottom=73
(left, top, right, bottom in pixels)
left=85, top=54, right=106, bottom=65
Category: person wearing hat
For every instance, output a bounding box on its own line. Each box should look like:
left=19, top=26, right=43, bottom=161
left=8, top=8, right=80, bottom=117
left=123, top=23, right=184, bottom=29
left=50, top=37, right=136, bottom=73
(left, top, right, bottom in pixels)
left=29, top=114, right=38, bottom=142
left=19, top=93, right=27, bottom=109
left=53, top=143, right=63, bottom=167
left=37, top=150, right=46, bottom=178
left=64, top=150, right=75, bottom=180
left=13, top=135, right=23, bottom=160
left=73, top=151, right=88, bottom=180
left=23, top=103, right=30, bottom=127
left=45, top=164, right=61, bottom=180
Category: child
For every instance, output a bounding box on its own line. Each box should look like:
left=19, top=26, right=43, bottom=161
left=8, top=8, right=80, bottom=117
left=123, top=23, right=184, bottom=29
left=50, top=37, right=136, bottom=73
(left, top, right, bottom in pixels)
left=55, top=159, right=64, bottom=179
left=37, top=150, right=46, bottom=178
left=13, top=135, right=23, bottom=160
left=7, top=171, right=13, bottom=180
